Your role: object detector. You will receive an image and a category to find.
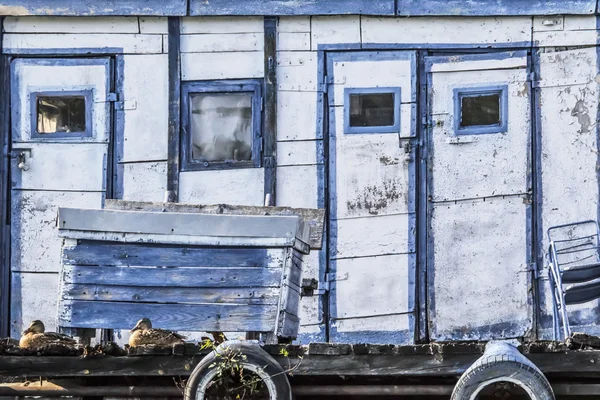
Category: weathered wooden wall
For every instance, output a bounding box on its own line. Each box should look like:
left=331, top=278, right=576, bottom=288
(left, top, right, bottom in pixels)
left=4, top=13, right=600, bottom=345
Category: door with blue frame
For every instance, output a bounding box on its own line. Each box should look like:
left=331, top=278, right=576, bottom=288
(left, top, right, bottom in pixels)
left=9, top=57, right=113, bottom=337
left=425, top=51, right=534, bottom=341
left=326, top=51, right=418, bottom=344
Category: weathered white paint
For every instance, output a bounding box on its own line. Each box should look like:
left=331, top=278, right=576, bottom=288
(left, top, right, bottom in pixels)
left=277, top=16, right=311, bottom=33
left=277, top=32, right=311, bottom=51
left=3, top=33, right=163, bottom=54
left=361, top=16, right=532, bottom=45
left=532, top=15, right=564, bottom=32
left=537, top=47, right=598, bottom=88
left=563, top=15, right=598, bottom=31
left=121, top=162, right=167, bottom=202
left=180, top=33, right=264, bottom=53
left=12, top=143, right=107, bottom=191
left=430, top=198, right=530, bottom=340
left=311, top=16, right=360, bottom=50
left=333, top=132, right=411, bottom=218
left=181, top=51, right=264, bottom=80
left=533, top=29, right=598, bottom=47
left=332, top=59, right=415, bottom=104
left=277, top=91, right=318, bottom=141
left=333, top=314, right=411, bottom=341
left=277, top=140, right=321, bottom=167
left=276, top=165, right=319, bottom=209
left=12, top=59, right=110, bottom=143
left=122, top=54, right=169, bottom=162
left=538, top=48, right=600, bottom=339
left=179, top=168, right=265, bottom=206
left=3, top=16, right=139, bottom=33
left=429, top=58, right=530, bottom=201
left=334, top=255, right=411, bottom=319
left=181, top=16, right=264, bottom=34
left=11, top=272, right=60, bottom=339
left=428, top=56, right=527, bottom=73
left=332, top=214, right=414, bottom=260
left=11, top=191, right=103, bottom=273
left=139, top=17, right=168, bottom=34
left=277, top=51, right=318, bottom=91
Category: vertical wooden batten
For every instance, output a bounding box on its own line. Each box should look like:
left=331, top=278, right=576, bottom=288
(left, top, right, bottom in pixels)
left=0, top=17, right=10, bottom=337
left=263, top=17, right=277, bottom=206
left=167, top=16, right=181, bottom=202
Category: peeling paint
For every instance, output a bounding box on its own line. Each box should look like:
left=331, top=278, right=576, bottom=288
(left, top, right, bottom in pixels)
left=346, top=179, right=403, bottom=216
left=379, top=155, right=400, bottom=166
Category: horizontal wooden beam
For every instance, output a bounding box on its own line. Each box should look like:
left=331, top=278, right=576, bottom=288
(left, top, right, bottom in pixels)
left=1, top=346, right=600, bottom=378
left=0, top=0, right=187, bottom=16
left=0, top=0, right=595, bottom=16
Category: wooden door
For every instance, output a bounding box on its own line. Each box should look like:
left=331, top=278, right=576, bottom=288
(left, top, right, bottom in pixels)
left=426, top=51, right=533, bottom=341
left=9, top=58, right=111, bottom=337
left=326, top=51, right=418, bottom=344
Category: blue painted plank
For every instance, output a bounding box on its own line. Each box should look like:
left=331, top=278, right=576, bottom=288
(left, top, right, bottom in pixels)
left=397, top=0, right=596, bottom=16
left=0, top=0, right=187, bottom=16
left=59, top=300, right=277, bottom=332
left=190, top=0, right=395, bottom=16
left=63, top=241, right=278, bottom=268
left=63, top=265, right=282, bottom=288
left=61, top=283, right=280, bottom=305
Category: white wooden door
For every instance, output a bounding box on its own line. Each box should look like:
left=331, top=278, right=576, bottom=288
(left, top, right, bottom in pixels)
left=426, top=51, right=533, bottom=341
left=327, top=51, right=418, bottom=344
left=10, top=58, right=111, bottom=337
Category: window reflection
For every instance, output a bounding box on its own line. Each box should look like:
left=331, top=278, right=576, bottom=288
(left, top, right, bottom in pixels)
left=36, top=96, right=86, bottom=134
left=189, top=93, right=253, bottom=163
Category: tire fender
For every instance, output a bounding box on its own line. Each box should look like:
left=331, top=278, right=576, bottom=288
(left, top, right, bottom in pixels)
left=184, top=340, right=292, bottom=400
left=451, top=341, right=554, bottom=400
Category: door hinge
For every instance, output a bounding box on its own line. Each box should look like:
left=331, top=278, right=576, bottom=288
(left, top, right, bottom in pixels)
left=528, top=263, right=544, bottom=280
left=107, top=92, right=124, bottom=110
left=301, top=272, right=348, bottom=296
left=319, top=75, right=329, bottom=94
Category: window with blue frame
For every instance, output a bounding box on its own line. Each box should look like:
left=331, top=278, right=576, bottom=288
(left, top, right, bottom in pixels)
left=344, top=87, right=401, bottom=134
left=453, top=85, right=508, bottom=135
left=181, top=80, right=262, bottom=171
left=31, top=90, right=92, bottom=139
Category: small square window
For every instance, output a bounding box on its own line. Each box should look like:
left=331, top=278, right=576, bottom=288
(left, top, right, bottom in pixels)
left=453, top=85, right=508, bottom=135
left=344, top=87, right=401, bottom=134
left=182, top=80, right=262, bottom=171
left=30, top=90, right=92, bottom=139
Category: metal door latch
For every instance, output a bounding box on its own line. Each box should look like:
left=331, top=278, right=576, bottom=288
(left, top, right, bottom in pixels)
left=14, top=149, right=31, bottom=171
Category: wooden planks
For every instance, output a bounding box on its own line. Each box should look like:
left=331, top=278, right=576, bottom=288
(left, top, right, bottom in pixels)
left=104, top=199, right=325, bottom=249
left=59, top=301, right=278, bottom=332
left=63, top=241, right=280, bottom=268
left=62, top=265, right=283, bottom=288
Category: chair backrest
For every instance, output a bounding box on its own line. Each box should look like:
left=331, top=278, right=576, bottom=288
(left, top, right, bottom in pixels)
left=548, top=220, right=600, bottom=273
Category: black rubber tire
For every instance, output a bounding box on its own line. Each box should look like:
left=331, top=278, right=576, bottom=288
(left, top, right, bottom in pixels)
left=184, top=341, right=292, bottom=400
left=451, top=341, right=554, bottom=400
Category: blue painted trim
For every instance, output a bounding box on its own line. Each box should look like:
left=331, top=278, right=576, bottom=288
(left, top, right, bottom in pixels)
left=326, top=50, right=418, bottom=344
left=397, top=0, right=596, bottom=16
left=29, top=90, right=93, bottom=139
left=343, top=87, right=401, bottom=134
left=321, top=42, right=533, bottom=51
left=0, top=50, right=10, bottom=337
left=190, top=0, right=396, bottom=16
left=452, top=85, right=508, bottom=136
left=167, top=17, right=181, bottom=201
left=425, top=50, right=529, bottom=69
left=4, top=47, right=126, bottom=56
left=180, top=79, right=263, bottom=172
left=113, top=55, right=125, bottom=200
left=11, top=57, right=111, bottom=143
left=416, top=50, right=429, bottom=343
left=0, top=0, right=187, bottom=16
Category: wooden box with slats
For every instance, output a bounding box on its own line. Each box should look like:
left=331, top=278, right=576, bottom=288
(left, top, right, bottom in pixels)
left=55, top=201, right=320, bottom=344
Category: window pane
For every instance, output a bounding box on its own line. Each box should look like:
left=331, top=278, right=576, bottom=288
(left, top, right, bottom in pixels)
left=349, top=92, right=395, bottom=127
left=460, top=94, right=501, bottom=127
left=36, top=96, right=86, bottom=134
left=190, top=93, right=253, bottom=163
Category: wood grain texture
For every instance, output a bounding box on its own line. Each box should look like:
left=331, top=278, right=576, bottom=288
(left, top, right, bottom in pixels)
left=62, top=241, right=281, bottom=268
left=59, top=301, right=277, bottom=332
left=61, top=265, right=283, bottom=288
left=104, top=199, right=325, bottom=249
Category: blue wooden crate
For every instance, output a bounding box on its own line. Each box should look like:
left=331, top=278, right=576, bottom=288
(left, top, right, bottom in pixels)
left=55, top=206, right=313, bottom=343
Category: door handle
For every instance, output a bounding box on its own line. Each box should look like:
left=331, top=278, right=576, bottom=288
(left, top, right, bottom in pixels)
left=12, top=148, right=32, bottom=171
